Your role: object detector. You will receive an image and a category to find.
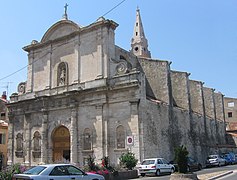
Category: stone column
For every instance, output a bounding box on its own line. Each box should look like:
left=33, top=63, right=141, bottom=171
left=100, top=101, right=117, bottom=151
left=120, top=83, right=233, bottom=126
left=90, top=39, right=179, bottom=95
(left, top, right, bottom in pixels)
left=70, top=106, right=78, bottom=164
left=24, top=114, right=31, bottom=166
left=7, top=114, right=14, bottom=165
left=41, top=110, right=48, bottom=164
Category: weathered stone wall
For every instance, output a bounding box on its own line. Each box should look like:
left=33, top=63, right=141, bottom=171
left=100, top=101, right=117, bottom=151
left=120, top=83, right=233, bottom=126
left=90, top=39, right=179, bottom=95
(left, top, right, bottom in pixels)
left=142, top=100, right=171, bottom=160
left=171, top=71, right=190, bottom=110
left=141, top=99, right=212, bottom=165
left=189, top=80, right=204, bottom=115
left=138, top=58, right=170, bottom=103
left=203, top=87, right=215, bottom=119
left=214, top=92, right=224, bottom=121
left=190, top=113, right=208, bottom=165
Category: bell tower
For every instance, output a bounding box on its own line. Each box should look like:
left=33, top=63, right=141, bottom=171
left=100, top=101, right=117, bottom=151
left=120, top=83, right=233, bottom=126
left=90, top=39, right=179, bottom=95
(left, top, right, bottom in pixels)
left=131, top=7, right=151, bottom=58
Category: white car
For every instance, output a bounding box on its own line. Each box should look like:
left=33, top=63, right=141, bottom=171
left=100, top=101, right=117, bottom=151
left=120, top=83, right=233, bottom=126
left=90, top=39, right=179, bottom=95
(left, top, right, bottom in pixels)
left=138, top=158, right=175, bottom=176
left=206, top=155, right=226, bottom=167
left=12, top=164, right=105, bottom=180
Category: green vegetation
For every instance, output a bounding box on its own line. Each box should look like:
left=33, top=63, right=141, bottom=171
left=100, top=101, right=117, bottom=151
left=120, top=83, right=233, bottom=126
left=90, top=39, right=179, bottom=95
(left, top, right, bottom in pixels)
left=174, top=145, right=189, bottom=173
left=119, top=152, right=138, bottom=170
left=0, top=163, right=26, bottom=180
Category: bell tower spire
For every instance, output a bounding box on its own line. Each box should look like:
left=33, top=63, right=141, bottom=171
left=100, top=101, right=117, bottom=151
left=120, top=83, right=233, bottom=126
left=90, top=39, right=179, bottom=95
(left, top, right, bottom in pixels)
left=131, top=7, right=151, bottom=58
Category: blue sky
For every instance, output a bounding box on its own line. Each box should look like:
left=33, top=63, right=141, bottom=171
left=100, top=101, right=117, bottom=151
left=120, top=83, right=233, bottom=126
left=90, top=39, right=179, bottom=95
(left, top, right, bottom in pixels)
left=0, top=0, right=237, bottom=98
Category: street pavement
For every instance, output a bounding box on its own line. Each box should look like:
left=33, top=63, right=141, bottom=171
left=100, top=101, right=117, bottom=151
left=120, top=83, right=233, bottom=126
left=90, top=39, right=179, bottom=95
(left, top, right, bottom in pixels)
left=198, top=170, right=233, bottom=180
left=133, top=164, right=237, bottom=180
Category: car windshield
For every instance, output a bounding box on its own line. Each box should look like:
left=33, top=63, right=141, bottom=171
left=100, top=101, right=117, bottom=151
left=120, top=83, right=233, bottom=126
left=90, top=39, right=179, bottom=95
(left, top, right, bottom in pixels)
left=208, top=155, right=218, bottom=159
left=23, top=166, right=46, bottom=175
left=142, top=160, right=155, bottom=165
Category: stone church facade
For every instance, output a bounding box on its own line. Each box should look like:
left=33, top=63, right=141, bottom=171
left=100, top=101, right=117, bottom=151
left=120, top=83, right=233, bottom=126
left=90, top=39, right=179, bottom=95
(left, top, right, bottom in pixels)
left=7, top=9, right=228, bottom=167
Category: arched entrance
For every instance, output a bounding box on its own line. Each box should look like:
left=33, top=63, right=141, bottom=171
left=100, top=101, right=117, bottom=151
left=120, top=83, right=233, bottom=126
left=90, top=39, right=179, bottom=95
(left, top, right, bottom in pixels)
left=52, top=126, right=70, bottom=162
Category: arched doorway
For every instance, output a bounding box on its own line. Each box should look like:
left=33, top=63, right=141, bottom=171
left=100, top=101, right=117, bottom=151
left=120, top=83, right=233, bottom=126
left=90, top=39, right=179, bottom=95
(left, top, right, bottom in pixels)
left=52, top=126, right=70, bottom=162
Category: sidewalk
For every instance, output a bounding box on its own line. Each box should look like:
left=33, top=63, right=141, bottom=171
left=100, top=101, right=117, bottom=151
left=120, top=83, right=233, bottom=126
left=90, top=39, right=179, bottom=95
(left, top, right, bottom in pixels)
left=198, top=170, right=233, bottom=180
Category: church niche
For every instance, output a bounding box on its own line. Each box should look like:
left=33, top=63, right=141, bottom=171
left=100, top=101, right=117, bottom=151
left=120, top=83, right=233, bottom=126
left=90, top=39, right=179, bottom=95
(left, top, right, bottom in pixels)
left=15, top=133, right=23, bottom=157
left=83, top=128, right=92, bottom=151
left=57, top=62, right=68, bottom=86
left=32, top=131, right=41, bottom=158
left=116, top=125, right=125, bottom=149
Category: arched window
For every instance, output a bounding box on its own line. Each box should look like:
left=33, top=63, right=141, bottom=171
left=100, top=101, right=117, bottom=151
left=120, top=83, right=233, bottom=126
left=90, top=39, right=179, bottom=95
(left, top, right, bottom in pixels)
left=83, top=128, right=92, bottom=150
left=57, top=62, right=68, bottom=86
left=116, top=125, right=125, bottom=149
left=33, top=131, right=41, bottom=152
left=16, top=133, right=23, bottom=151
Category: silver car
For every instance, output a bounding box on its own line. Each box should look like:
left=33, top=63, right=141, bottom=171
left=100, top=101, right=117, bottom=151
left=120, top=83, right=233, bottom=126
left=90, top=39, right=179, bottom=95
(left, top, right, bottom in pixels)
left=138, top=158, right=175, bottom=176
left=13, top=164, right=105, bottom=180
left=206, top=155, right=226, bottom=167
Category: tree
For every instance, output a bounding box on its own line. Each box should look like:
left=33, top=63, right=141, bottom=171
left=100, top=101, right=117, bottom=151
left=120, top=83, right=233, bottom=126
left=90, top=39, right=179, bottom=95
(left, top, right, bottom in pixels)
left=119, top=152, right=138, bottom=170
left=174, top=145, right=189, bottom=173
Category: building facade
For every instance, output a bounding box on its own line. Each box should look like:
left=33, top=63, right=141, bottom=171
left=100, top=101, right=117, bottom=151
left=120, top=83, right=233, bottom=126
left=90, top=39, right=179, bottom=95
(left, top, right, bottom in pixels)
left=7, top=8, right=229, bottom=167
left=0, top=91, right=8, bottom=169
left=224, top=97, right=237, bottom=130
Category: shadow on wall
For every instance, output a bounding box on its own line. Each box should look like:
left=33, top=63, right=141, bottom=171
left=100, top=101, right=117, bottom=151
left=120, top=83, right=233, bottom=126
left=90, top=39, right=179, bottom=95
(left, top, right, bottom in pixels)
left=226, top=131, right=237, bottom=146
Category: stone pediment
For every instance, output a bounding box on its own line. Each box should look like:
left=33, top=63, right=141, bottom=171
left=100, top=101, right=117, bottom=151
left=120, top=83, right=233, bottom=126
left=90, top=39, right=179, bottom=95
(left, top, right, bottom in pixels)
left=41, top=20, right=80, bottom=43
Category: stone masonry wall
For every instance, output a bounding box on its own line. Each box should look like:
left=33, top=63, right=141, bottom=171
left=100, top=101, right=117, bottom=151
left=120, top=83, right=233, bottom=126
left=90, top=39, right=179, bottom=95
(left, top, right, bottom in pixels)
left=189, top=80, right=204, bottom=115
left=203, top=87, right=215, bottom=119
left=138, top=58, right=170, bottom=103
left=142, top=100, right=171, bottom=160
left=171, top=71, right=190, bottom=110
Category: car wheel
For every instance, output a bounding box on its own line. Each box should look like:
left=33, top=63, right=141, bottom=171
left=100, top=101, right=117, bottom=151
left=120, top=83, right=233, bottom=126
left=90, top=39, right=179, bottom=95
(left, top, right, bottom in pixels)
left=156, top=169, right=160, bottom=176
left=170, top=168, right=175, bottom=174
left=141, top=173, right=145, bottom=177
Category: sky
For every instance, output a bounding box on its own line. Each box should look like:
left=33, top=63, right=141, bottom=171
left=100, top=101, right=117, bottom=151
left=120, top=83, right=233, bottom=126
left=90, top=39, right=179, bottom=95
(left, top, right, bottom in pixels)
left=0, top=0, right=237, bottom=98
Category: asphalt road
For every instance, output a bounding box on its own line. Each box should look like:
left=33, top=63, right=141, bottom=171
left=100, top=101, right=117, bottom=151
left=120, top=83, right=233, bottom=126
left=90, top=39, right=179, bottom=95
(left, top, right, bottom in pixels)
left=133, top=164, right=237, bottom=180
left=219, top=170, right=237, bottom=180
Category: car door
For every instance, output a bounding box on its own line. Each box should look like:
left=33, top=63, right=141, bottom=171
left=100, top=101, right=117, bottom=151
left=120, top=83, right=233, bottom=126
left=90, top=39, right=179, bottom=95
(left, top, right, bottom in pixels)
left=48, top=165, right=88, bottom=180
left=48, top=166, right=71, bottom=180
left=67, top=165, right=89, bottom=180
left=162, top=158, right=171, bottom=173
left=157, top=159, right=165, bottom=173
left=188, top=157, right=195, bottom=171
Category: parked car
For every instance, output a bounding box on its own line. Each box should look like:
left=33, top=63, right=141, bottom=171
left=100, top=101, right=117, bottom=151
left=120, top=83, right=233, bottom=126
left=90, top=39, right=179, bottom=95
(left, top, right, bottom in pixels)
left=138, top=158, right=175, bottom=177
left=169, top=157, right=202, bottom=172
left=221, top=152, right=236, bottom=165
left=206, top=155, right=226, bottom=167
left=12, top=164, right=105, bottom=180
left=187, top=157, right=202, bottom=172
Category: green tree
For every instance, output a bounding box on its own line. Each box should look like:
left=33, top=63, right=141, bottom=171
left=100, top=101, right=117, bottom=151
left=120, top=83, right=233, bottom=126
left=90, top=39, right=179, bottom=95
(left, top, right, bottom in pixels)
left=174, top=145, right=189, bottom=173
left=119, top=152, right=138, bottom=170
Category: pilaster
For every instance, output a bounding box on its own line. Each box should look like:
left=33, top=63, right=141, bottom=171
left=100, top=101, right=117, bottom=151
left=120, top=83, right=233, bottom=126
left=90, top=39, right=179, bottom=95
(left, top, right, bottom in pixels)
left=70, top=105, right=78, bottom=164
left=41, top=110, right=49, bottom=164
left=24, top=114, right=31, bottom=166
left=93, top=104, right=103, bottom=162
left=129, top=100, right=140, bottom=160
left=7, top=114, right=14, bottom=165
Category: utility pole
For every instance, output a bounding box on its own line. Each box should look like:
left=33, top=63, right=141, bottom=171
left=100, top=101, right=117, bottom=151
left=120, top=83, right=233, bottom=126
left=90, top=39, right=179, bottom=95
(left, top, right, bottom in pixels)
left=0, top=82, right=13, bottom=96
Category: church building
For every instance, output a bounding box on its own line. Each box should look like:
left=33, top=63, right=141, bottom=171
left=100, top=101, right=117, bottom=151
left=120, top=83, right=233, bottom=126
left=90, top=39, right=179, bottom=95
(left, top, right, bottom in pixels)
left=7, top=7, right=228, bottom=167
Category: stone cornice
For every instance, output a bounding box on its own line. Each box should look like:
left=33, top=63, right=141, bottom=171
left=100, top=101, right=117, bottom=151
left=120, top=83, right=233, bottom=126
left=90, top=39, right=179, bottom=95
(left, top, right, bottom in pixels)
left=23, top=19, right=118, bottom=52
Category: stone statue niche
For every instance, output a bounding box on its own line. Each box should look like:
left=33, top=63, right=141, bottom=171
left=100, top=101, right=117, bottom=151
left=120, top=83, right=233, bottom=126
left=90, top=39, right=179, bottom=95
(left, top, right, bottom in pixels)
left=57, top=62, right=68, bottom=86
